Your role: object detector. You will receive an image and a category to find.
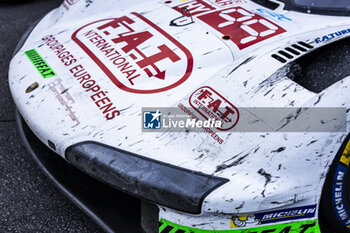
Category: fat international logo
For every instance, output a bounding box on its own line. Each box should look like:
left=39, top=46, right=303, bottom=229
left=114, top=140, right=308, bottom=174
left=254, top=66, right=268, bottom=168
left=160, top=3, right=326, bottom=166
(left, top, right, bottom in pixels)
left=71, top=13, right=193, bottom=94
left=143, top=110, right=162, bottom=129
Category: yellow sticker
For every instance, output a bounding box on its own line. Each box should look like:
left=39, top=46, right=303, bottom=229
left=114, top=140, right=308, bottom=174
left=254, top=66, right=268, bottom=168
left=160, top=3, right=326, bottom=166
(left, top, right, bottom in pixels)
left=340, top=140, right=350, bottom=166
left=230, top=214, right=260, bottom=228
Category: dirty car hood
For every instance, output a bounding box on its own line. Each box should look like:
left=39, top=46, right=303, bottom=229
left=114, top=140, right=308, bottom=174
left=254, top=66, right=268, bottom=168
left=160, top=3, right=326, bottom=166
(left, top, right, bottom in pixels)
left=9, top=0, right=350, bottom=214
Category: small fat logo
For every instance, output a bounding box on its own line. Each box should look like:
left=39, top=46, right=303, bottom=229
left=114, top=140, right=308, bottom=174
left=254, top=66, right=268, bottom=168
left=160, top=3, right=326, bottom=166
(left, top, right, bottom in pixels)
left=189, top=87, right=239, bottom=131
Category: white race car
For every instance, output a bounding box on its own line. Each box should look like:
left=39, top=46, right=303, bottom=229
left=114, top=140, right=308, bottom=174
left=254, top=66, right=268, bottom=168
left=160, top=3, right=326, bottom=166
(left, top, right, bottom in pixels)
left=9, top=0, right=350, bottom=232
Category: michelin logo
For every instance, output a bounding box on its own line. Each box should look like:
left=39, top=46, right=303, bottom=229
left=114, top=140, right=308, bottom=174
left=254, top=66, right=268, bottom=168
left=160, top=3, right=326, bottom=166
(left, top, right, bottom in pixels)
left=232, top=214, right=260, bottom=227
left=231, top=205, right=317, bottom=228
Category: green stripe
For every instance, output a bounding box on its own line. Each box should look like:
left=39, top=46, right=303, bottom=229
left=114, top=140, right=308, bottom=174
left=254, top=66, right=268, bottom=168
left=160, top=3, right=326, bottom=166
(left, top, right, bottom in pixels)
left=159, top=219, right=321, bottom=233
left=24, top=49, right=56, bottom=79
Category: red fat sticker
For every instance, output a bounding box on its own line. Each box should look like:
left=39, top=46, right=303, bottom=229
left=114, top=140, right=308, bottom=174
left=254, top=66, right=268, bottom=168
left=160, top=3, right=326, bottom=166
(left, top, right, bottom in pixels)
left=197, top=7, right=286, bottom=49
left=72, top=13, right=193, bottom=94
left=189, top=86, right=239, bottom=131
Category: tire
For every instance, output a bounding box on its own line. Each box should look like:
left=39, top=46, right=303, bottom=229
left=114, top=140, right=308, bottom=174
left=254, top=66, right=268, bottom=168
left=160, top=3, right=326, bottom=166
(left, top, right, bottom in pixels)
left=320, top=134, right=350, bottom=233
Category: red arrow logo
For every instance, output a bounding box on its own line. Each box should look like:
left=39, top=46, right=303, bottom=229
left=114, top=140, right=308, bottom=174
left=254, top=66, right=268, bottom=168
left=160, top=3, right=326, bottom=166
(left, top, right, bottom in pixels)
left=154, top=70, right=166, bottom=80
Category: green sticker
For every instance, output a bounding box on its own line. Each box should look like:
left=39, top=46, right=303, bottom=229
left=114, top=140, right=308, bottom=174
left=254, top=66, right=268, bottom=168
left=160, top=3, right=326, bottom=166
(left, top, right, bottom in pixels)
left=159, top=218, right=321, bottom=233
left=24, top=49, right=56, bottom=79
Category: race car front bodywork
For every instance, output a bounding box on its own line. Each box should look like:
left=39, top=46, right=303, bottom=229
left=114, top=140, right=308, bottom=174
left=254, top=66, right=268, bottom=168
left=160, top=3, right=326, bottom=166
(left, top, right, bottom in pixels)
left=9, top=0, right=350, bottom=232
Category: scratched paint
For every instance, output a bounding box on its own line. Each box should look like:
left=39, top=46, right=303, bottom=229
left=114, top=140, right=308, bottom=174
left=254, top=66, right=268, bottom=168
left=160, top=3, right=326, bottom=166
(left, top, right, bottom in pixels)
left=8, top=0, right=350, bottom=231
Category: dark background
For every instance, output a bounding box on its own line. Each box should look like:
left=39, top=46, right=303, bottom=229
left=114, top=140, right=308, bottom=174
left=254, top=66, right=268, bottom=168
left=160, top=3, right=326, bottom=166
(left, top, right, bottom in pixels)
left=0, top=1, right=103, bottom=232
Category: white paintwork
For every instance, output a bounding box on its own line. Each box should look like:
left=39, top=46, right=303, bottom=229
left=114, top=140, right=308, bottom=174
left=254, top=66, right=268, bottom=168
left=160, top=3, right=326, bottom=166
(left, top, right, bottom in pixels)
left=8, top=0, right=350, bottom=230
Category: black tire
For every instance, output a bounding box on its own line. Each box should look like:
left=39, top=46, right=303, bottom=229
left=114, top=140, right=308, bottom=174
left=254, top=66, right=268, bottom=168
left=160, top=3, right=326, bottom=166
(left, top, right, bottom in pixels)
left=320, top=134, right=350, bottom=233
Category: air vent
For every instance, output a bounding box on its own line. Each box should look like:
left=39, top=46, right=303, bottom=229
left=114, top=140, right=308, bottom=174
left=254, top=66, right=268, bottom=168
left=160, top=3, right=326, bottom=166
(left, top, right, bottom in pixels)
left=291, top=37, right=350, bottom=93
left=271, top=54, right=287, bottom=63
left=298, top=41, right=314, bottom=49
left=292, top=44, right=307, bottom=52
left=278, top=50, right=293, bottom=59
left=285, top=47, right=300, bottom=56
left=271, top=41, right=314, bottom=63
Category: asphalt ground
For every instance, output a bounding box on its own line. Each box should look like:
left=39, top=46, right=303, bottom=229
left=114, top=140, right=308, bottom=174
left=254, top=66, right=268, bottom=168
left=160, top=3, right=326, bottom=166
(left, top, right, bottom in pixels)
left=0, top=1, right=103, bottom=232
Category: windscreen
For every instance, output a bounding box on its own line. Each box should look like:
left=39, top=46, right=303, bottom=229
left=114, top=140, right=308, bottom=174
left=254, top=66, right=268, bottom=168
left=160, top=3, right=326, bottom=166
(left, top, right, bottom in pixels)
left=275, top=0, right=350, bottom=15
left=293, top=0, right=350, bottom=9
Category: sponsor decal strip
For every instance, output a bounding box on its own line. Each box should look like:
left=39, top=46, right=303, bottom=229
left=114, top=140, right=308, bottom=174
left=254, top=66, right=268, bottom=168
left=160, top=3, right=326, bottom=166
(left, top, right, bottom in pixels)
left=159, top=219, right=320, bottom=233
left=42, top=35, right=120, bottom=120
left=231, top=205, right=316, bottom=228
left=315, top=29, right=350, bottom=44
left=48, top=78, right=80, bottom=126
left=24, top=49, right=56, bottom=79
left=332, top=139, right=350, bottom=228
left=255, top=9, right=292, bottom=22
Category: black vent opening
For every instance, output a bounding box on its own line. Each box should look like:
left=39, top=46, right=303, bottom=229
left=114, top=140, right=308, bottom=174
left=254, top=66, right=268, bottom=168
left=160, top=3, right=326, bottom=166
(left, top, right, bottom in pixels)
left=278, top=50, right=294, bottom=59
left=288, top=37, right=350, bottom=93
left=298, top=41, right=314, bottom=49
left=292, top=44, right=308, bottom=52
left=271, top=41, right=313, bottom=63
left=285, top=47, right=301, bottom=56
left=272, top=54, right=287, bottom=63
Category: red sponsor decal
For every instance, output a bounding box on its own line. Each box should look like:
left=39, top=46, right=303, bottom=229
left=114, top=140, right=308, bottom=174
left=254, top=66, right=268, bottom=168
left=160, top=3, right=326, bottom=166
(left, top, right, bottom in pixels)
left=72, top=13, right=193, bottom=94
left=173, top=0, right=215, bottom=16
left=197, top=7, right=285, bottom=49
left=189, top=86, right=239, bottom=131
left=42, top=35, right=120, bottom=120
left=172, top=1, right=285, bottom=50
left=208, top=0, right=247, bottom=7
